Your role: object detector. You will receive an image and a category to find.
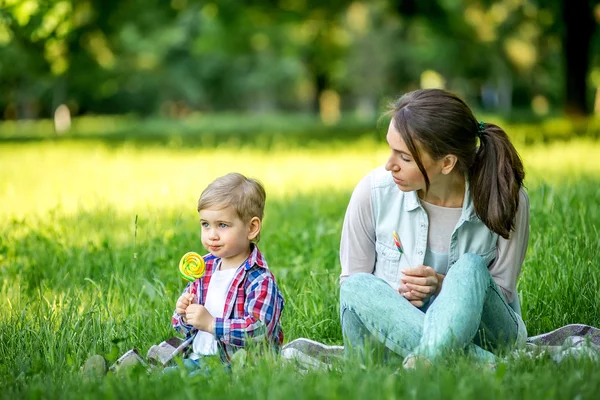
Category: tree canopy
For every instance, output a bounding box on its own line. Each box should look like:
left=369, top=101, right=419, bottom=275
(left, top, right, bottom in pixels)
left=0, top=0, right=598, bottom=119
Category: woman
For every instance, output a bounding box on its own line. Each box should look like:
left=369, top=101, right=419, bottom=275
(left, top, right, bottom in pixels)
left=339, top=88, right=529, bottom=368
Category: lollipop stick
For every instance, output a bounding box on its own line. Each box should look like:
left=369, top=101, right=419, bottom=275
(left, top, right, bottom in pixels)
left=392, top=231, right=413, bottom=267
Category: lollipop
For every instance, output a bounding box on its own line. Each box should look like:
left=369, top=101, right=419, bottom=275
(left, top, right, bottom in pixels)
left=179, top=252, right=206, bottom=282
left=392, top=231, right=412, bottom=267
left=392, top=231, right=403, bottom=254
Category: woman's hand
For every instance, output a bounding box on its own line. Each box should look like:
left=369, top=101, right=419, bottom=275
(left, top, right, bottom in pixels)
left=398, top=266, right=444, bottom=307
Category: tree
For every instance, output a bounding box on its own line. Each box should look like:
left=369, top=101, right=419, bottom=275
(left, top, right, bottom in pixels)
left=562, top=0, right=597, bottom=116
left=391, top=0, right=599, bottom=116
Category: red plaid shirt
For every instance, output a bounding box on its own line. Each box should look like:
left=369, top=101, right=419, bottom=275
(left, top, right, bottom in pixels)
left=172, top=245, right=284, bottom=362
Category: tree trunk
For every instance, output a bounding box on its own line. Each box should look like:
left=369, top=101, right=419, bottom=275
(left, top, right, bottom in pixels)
left=562, top=0, right=595, bottom=116
left=313, top=71, right=328, bottom=115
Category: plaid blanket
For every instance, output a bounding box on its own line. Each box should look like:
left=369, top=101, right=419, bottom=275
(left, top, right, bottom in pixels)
left=279, top=324, right=600, bottom=370
left=148, top=324, right=600, bottom=369
left=524, top=324, right=600, bottom=363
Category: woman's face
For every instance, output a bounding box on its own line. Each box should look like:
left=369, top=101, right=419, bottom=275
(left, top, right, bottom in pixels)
left=384, top=121, right=442, bottom=192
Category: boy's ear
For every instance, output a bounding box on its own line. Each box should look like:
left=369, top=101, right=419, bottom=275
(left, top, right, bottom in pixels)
left=247, top=217, right=261, bottom=241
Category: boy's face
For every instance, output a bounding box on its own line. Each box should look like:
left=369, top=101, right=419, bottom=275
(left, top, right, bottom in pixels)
left=199, top=206, right=258, bottom=267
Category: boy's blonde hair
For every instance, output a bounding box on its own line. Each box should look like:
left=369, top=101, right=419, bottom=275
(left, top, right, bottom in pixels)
left=197, top=173, right=266, bottom=242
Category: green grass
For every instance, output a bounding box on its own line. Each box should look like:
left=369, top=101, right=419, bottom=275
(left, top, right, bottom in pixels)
left=0, top=130, right=599, bottom=399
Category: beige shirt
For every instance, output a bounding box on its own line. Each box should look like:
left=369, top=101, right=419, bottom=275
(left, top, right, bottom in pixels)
left=339, top=173, right=530, bottom=303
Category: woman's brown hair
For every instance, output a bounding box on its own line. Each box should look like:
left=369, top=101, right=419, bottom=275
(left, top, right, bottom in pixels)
left=389, top=89, right=524, bottom=239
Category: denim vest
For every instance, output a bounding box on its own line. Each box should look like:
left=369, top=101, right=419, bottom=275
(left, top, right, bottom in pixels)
left=369, top=166, right=521, bottom=315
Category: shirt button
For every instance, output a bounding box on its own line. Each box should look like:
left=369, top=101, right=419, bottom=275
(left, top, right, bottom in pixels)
left=418, top=251, right=423, bottom=255
left=421, top=224, right=426, bottom=228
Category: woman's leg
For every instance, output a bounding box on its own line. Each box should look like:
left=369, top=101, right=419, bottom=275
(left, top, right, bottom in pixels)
left=412, top=253, right=523, bottom=363
left=340, top=273, right=425, bottom=362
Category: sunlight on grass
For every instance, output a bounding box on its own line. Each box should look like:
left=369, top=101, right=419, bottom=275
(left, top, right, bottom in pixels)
left=1, top=138, right=599, bottom=218
left=521, top=139, right=600, bottom=185
left=0, top=138, right=384, bottom=218
left=1, top=135, right=599, bottom=398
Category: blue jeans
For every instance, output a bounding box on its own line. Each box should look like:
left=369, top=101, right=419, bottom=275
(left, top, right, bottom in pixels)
left=162, top=356, right=229, bottom=376
left=340, top=253, right=526, bottom=364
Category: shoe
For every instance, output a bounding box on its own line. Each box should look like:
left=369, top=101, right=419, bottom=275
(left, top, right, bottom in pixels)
left=402, top=354, right=432, bottom=370
left=147, top=342, right=179, bottom=366
left=281, top=338, right=344, bottom=371
left=147, top=337, right=191, bottom=367
left=282, top=347, right=332, bottom=372
left=109, top=349, right=151, bottom=375
left=81, top=355, right=108, bottom=378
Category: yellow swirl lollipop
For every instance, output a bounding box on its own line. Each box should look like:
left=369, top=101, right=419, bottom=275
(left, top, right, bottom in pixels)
left=179, top=252, right=206, bottom=282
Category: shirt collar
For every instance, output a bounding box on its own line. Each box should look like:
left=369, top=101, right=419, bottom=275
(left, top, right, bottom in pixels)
left=243, top=243, right=268, bottom=271
left=461, top=180, right=478, bottom=221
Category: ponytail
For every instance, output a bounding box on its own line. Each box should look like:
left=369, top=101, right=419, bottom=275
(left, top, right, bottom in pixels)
left=469, top=123, right=525, bottom=239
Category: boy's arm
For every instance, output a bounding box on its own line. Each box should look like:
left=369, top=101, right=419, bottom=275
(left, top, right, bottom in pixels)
left=171, top=282, right=197, bottom=338
left=214, top=271, right=284, bottom=347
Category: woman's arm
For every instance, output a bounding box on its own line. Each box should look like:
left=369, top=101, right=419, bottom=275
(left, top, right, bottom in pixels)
left=340, top=173, right=377, bottom=285
left=489, top=189, right=530, bottom=303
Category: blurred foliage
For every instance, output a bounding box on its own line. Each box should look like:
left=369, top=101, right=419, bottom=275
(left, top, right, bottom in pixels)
left=0, top=0, right=599, bottom=120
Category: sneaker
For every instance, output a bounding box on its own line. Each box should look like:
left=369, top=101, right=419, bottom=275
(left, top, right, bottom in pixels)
left=402, top=354, right=432, bottom=370
left=109, top=349, right=152, bottom=375
left=81, top=354, right=108, bottom=378
left=281, top=347, right=329, bottom=372
left=281, top=338, right=344, bottom=371
left=147, top=338, right=183, bottom=367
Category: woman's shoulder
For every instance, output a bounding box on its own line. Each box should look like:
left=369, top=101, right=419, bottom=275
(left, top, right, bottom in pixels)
left=357, top=166, right=396, bottom=191
left=517, top=187, right=530, bottom=218
left=350, top=167, right=399, bottom=203
left=352, top=167, right=410, bottom=213
left=369, top=166, right=395, bottom=187
left=519, top=187, right=529, bottom=205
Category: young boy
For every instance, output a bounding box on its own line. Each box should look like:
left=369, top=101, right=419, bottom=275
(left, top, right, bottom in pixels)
left=82, top=173, right=284, bottom=376
left=170, top=172, right=284, bottom=371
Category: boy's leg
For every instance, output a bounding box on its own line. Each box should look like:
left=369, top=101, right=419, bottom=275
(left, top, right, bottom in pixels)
left=163, top=355, right=224, bottom=376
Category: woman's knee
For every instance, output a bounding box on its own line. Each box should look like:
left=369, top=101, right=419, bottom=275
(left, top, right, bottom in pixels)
left=447, top=253, right=491, bottom=286
left=452, top=253, right=487, bottom=273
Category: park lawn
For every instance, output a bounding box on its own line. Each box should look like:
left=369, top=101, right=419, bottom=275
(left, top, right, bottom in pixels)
left=0, top=135, right=599, bottom=399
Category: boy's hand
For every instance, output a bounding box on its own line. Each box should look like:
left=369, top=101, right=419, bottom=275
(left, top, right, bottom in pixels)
left=176, top=293, right=195, bottom=317
left=185, top=304, right=215, bottom=333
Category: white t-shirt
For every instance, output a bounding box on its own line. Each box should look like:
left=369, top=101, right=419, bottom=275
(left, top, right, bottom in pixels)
left=191, top=262, right=238, bottom=357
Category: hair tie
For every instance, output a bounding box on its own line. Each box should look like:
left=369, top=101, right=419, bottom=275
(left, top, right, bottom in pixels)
left=477, top=121, right=485, bottom=139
